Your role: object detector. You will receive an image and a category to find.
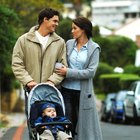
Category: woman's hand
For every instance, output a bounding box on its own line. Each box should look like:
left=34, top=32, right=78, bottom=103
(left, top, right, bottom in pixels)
left=55, top=66, right=67, bottom=76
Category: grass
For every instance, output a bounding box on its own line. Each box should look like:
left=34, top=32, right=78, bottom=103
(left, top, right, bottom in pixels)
left=0, top=114, right=9, bottom=128
left=96, top=93, right=106, bottom=100
left=0, top=122, right=8, bottom=128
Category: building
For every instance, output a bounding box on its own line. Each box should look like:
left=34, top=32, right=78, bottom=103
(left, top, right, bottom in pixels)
left=113, top=18, right=140, bottom=41
left=135, top=49, right=140, bottom=67
left=91, top=0, right=140, bottom=29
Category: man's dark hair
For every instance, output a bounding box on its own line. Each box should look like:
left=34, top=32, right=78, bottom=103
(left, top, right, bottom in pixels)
left=38, top=8, right=59, bottom=25
left=72, top=17, right=93, bottom=39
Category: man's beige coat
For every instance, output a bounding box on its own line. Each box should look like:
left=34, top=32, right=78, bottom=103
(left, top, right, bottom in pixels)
left=12, top=26, right=67, bottom=86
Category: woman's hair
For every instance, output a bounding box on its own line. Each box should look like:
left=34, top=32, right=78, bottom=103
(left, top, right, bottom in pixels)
left=72, top=17, right=93, bottom=39
left=38, top=8, right=59, bottom=25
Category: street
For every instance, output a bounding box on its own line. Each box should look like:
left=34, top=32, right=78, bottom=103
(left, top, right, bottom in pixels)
left=101, top=121, right=140, bottom=140
left=1, top=120, right=140, bottom=140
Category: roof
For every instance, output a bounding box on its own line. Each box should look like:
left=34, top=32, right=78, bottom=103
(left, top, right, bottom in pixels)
left=91, top=0, right=132, bottom=8
left=92, top=21, right=112, bottom=36
left=113, top=18, right=140, bottom=41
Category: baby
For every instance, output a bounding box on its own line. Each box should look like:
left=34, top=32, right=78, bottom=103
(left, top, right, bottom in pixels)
left=34, top=102, right=72, bottom=140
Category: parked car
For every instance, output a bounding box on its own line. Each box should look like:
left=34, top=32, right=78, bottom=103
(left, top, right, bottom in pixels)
left=123, top=81, right=140, bottom=124
left=110, top=90, right=127, bottom=123
left=100, top=93, right=116, bottom=122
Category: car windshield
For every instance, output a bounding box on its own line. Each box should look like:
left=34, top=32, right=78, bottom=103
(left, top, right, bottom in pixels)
left=116, top=91, right=127, bottom=100
left=106, top=94, right=116, bottom=102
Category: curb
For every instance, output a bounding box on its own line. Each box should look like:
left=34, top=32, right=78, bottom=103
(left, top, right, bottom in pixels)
left=12, top=121, right=26, bottom=140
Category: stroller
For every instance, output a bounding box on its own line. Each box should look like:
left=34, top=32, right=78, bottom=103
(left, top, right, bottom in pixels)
left=25, top=83, right=72, bottom=140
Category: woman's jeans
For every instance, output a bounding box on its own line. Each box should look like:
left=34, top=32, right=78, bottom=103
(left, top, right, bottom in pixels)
left=61, top=87, right=80, bottom=136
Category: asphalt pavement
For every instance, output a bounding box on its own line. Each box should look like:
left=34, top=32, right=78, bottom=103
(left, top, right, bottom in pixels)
left=0, top=113, right=26, bottom=139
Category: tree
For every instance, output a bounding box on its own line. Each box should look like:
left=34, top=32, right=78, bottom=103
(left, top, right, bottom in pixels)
left=56, top=18, right=72, bottom=41
left=94, top=62, right=114, bottom=93
left=92, top=25, right=100, bottom=38
left=0, top=5, right=20, bottom=92
left=124, top=64, right=140, bottom=76
left=2, top=0, right=64, bottom=32
left=61, top=0, right=92, bottom=17
left=94, top=35, right=137, bottom=67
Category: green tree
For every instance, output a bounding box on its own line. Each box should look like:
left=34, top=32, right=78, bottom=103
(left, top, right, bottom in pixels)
left=94, top=35, right=137, bottom=67
left=92, top=25, right=100, bottom=38
left=61, top=0, right=92, bottom=17
left=124, top=64, right=140, bottom=76
left=0, top=5, right=20, bottom=92
left=56, top=18, right=72, bottom=41
left=2, top=0, right=64, bottom=32
left=94, top=62, right=114, bottom=93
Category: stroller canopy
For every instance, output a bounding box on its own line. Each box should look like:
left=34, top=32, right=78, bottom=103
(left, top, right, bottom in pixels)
left=28, top=83, right=65, bottom=119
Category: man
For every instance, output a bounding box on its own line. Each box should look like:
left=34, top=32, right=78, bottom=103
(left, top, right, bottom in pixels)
left=12, top=8, right=67, bottom=90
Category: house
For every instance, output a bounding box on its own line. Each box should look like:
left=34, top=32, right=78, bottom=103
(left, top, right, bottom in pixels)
left=113, top=18, right=140, bottom=67
left=113, top=18, right=140, bottom=41
left=92, top=21, right=112, bottom=36
left=91, top=0, right=140, bottom=29
left=135, top=49, right=140, bottom=67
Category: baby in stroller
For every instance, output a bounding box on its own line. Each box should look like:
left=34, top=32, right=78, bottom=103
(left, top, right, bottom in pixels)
left=27, top=83, right=72, bottom=140
left=34, top=102, right=72, bottom=140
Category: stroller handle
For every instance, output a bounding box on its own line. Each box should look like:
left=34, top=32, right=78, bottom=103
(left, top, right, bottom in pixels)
left=24, top=85, right=30, bottom=93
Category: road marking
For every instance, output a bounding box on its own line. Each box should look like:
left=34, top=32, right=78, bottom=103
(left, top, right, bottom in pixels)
left=12, top=121, right=26, bottom=140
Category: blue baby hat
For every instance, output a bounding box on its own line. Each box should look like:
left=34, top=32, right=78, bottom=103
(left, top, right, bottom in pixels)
left=41, top=103, right=55, bottom=112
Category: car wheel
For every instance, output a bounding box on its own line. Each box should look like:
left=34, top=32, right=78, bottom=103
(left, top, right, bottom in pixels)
left=100, top=115, right=105, bottom=121
left=110, top=110, right=117, bottom=123
left=104, top=115, right=109, bottom=122
left=133, top=105, right=139, bottom=125
left=122, top=107, right=130, bottom=124
left=122, top=110, right=126, bottom=123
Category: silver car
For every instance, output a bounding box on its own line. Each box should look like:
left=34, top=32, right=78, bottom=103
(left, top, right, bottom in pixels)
left=123, top=81, right=140, bottom=124
left=100, top=93, right=116, bottom=122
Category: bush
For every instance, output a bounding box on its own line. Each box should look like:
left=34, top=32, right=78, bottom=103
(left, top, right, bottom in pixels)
left=94, top=62, right=114, bottom=93
left=56, top=18, right=72, bottom=41
left=124, top=64, right=140, bottom=76
left=94, top=35, right=137, bottom=67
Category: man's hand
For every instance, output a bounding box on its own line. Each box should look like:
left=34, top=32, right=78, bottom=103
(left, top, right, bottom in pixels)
left=46, top=81, right=55, bottom=86
left=27, top=81, right=37, bottom=90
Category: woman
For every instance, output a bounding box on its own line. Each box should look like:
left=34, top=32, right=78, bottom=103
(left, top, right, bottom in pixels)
left=56, top=17, right=103, bottom=140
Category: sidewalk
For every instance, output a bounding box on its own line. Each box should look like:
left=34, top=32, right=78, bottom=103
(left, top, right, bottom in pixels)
left=0, top=113, right=26, bottom=138
left=95, top=97, right=102, bottom=112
